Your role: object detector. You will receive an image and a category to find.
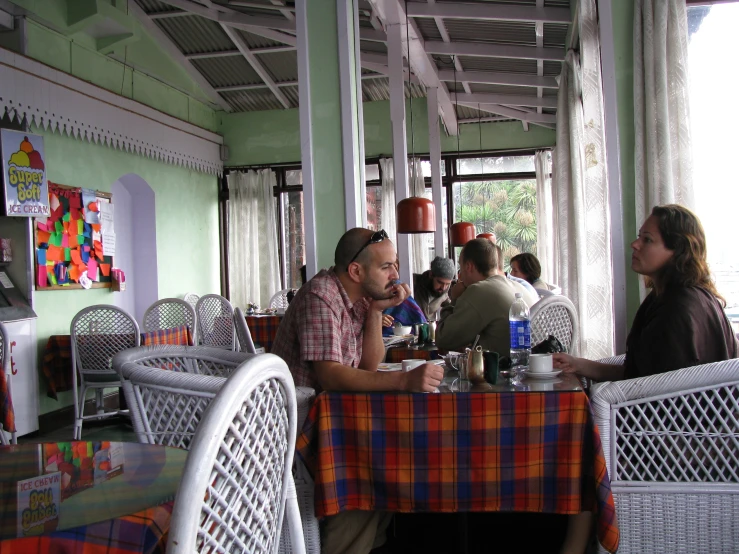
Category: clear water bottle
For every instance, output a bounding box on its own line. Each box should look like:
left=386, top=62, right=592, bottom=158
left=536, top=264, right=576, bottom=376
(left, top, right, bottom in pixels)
left=509, top=292, right=531, bottom=369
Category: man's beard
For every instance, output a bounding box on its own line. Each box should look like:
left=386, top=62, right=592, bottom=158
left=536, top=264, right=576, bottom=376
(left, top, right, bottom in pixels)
left=430, top=288, right=446, bottom=298
left=363, top=278, right=395, bottom=301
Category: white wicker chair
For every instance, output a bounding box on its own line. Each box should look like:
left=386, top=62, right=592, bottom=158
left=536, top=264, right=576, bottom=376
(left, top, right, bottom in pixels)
left=234, top=307, right=258, bottom=354
left=269, top=289, right=292, bottom=310
left=142, top=298, right=197, bottom=345
left=591, top=356, right=739, bottom=553
left=196, top=294, right=236, bottom=350
left=71, top=304, right=140, bottom=440
left=529, top=294, right=579, bottom=356
left=166, top=354, right=306, bottom=554
left=0, top=322, right=15, bottom=445
left=114, top=345, right=319, bottom=553
left=183, top=292, right=199, bottom=309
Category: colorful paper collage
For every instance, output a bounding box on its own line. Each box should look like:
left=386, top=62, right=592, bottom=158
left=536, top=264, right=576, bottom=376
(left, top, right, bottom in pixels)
left=35, top=183, right=113, bottom=288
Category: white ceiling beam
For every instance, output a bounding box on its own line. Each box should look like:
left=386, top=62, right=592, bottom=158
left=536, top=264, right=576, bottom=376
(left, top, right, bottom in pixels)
left=427, top=0, right=471, bottom=95
left=218, top=11, right=295, bottom=31
left=268, top=0, right=294, bottom=22
left=214, top=72, right=396, bottom=92
left=220, top=24, right=291, bottom=108
left=406, top=2, right=571, bottom=24
left=437, top=69, right=557, bottom=89
left=128, top=0, right=231, bottom=112
left=455, top=92, right=556, bottom=109
left=534, top=0, right=544, bottom=129
left=459, top=116, right=509, bottom=124
left=457, top=102, right=556, bottom=124
left=149, top=10, right=191, bottom=19
left=368, top=0, right=458, bottom=135
left=425, top=40, right=564, bottom=61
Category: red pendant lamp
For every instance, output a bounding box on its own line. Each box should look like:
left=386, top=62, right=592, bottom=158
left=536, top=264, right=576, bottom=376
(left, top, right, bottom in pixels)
left=397, top=197, right=436, bottom=233
left=476, top=232, right=496, bottom=244
left=451, top=222, right=476, bottom=246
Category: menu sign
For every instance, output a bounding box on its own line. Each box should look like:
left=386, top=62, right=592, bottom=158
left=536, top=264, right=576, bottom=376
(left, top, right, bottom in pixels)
left=16, top=471, right=61, bottom=537
left=1, top=129, right=50, bottom=217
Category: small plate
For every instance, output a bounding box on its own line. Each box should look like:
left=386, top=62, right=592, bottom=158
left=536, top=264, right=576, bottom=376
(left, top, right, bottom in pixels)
left=378, top=363, right=403, bottom=372
left=521, top=369, right=562, bottom=380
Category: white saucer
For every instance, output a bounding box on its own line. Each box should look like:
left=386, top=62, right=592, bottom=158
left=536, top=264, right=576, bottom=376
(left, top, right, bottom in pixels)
left=378, top=363, right=403, bottom=372
left=521, top=369, right=562, bottom=380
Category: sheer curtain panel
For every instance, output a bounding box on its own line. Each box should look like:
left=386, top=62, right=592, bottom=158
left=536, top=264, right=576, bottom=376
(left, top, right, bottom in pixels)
left=535, top=151, right=556, bottom=285
left=409, top=158, right=430, bottom=275
left=552, top=0, right=614, bottom=360
left=227, top=170, right=280, bottom=310
left=379, top=158, right=397, bottom=244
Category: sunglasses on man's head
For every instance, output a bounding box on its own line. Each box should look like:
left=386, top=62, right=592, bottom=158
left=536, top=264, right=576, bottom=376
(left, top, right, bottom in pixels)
left=347, top=229, right=389, bottom=267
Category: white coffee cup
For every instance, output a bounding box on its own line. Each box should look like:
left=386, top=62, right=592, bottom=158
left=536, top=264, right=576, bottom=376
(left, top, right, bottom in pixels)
left=402, top=359, right=425, bottom=372
left=528, top=353, right=554, bottom=373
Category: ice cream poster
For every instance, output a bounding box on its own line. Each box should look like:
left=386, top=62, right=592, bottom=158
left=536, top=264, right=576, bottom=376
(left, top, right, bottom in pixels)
left=1, top=129, right=50, bottom=217
left=16, top=471, right=61, bottom=537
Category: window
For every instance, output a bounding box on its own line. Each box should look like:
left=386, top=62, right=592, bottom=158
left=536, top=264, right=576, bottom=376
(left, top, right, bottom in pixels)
left=687, top=3, right=739, bottom=318
left=451, top=155, right=537, bottom=269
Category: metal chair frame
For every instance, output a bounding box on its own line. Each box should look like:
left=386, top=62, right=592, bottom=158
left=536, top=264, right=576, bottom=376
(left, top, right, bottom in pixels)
left=70, top=304, right=140, bottom=440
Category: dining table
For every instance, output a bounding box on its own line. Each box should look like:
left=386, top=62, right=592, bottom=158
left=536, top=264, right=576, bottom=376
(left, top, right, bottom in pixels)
left=296, top=371, right=619, bottom=553
left=0, top=441, right=187, bottom=553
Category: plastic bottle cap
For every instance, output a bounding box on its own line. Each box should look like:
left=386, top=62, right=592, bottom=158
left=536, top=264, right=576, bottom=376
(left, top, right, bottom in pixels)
left=515, top=292, right=522, bottom=298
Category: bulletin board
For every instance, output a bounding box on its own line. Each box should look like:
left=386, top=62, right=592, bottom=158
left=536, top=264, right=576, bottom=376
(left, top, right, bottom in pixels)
left=34, top=182, right=115, bottom=290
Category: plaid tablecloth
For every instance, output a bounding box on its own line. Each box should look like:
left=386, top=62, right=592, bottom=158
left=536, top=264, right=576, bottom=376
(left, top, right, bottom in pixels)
left=0, top=501, right=173, bottom=554
left=41, top=335, right=73, bottom=400
left=0, top=363, right=14, bottom=434
left=245, top=315, right=281, bottom=353
left=141, top=326, right=193, bottom=347
left=297, top=391, right=619, bottom=553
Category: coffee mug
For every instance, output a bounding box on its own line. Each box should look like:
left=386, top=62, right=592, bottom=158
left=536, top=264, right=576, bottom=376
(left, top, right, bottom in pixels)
left=529, top=353, right=554, bottom=373
left=402, top=359, right=425, bottom=372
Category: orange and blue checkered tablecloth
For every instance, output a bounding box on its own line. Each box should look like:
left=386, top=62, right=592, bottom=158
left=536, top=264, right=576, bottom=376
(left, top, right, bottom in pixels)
left=141, top=325, right=193, bottom=347
left=297, top=390, right=619, bottom=553
left=0, top=501, right=173, bottom=554
left=245, top=315, right=281, bottom=352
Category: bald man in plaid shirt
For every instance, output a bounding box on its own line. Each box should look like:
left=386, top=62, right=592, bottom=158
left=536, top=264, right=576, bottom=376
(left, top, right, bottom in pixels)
left=272, top=227, right=443, bottom=554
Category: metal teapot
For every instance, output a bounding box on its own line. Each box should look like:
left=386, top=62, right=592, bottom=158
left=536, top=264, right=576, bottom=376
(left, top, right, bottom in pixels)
left=465, top=345, right=486, bottom=384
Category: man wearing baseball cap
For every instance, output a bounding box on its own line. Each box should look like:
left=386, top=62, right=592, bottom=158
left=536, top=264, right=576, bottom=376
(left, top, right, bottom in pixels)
left=413, top=256, right=455, bottom=320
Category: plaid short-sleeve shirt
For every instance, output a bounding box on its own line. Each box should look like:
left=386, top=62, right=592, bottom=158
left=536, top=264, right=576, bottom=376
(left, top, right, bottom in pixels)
left=271, top=269, right=370, bottom=391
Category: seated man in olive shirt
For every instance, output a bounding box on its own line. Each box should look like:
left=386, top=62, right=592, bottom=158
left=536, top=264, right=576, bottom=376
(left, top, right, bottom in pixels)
left=436, top=238, right=516, bottom=356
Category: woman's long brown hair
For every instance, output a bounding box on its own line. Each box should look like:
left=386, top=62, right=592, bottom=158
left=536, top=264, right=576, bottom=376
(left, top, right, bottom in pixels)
left=650, top=204, right=725, bottom=307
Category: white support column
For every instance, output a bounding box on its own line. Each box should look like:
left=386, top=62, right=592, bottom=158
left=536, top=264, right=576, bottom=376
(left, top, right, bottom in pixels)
left=427, top=87, right=445, bottom=257
left=387, top=21, right=411, bottom=286
left=352, top=0, right=367, bottom=226
left=337, top=0, right=364, bottom=229
left=598, top=0, right=627, bottom=353
left=296, top=0, right=318, bottom=278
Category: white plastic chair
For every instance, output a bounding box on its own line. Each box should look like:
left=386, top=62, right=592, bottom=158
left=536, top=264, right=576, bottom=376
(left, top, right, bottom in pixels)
left=591, top=357, right=739, bottom=553
left=529, top=294, right=579, bottom=356
left=142, top=298, right=197, bottom=345
left=196, top=294, right=236, bottom=350
left=234, top=307, right=257, bottom=354
left=269, top=289, right=292, bottom=310
left=71, top=304, right=140, bottom=440
left=166, top=354, right=306, bottom=554
left=0, top=322, right=15, bottom=445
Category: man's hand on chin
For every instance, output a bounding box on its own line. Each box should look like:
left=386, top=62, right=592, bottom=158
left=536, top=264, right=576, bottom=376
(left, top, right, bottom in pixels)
left=371, top=282, right=410, bottom=312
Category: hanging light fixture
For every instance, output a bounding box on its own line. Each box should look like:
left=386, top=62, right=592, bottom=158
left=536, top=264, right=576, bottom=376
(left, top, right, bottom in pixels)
left=451, top=222, right=476, bottom=246
left=396, top=3, right=435, bottom=234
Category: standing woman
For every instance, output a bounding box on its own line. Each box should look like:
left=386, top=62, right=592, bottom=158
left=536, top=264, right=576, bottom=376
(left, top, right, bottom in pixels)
left=555, top=204, right=737, bottom=382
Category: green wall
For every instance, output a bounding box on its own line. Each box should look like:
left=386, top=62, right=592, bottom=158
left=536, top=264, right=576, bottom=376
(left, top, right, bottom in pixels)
left=15, top=4, right=219, bottom=131
left=220, top=97, right=557, bottom=166
left=34, top=128, right=220, bottom=415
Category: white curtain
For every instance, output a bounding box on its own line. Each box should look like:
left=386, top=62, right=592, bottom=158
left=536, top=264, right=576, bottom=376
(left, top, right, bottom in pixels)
left=409, top=158, right=429, bottom=275
left=535, top=150, right=555, bottom=284
left=379, top=158, right=397, bottom=244
left=552, top=0, right=614, bottom=360
left=227, top=169, right=280, bottom=309
left=634, top=0, right=694, bottom=298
